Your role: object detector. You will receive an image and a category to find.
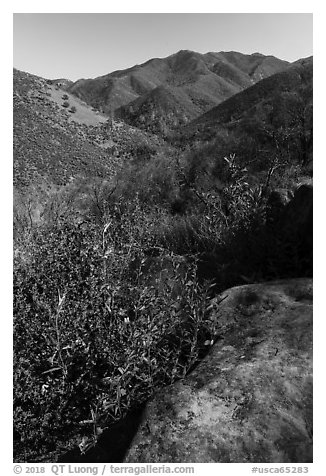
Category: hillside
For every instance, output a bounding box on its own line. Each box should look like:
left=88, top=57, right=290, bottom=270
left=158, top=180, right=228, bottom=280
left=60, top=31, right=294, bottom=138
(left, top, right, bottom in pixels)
left=13, top=69, right=163, bottom=189
left=115, top=85, right=198, bottom=135
left=185, top=57, right=312, bottom=132
left=67, top=50, right=289, bottom=134
left=176, top=57, right=313, bottom=173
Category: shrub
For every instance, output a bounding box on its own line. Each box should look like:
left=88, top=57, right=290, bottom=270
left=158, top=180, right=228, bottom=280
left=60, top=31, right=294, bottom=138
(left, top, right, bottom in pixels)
left=13, top=137, right=312, bottom=462
left=69, top=106, right=77, bottom=114
left=13, top=219, right=217, bottom=462
left=62, top=101, right=70, bottom=108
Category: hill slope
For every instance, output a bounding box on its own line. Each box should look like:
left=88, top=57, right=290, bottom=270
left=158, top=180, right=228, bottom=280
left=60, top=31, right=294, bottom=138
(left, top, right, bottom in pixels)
left=186, top=57, right=312, bottom=132
left=177, top=57, right=313, bottom=171
left=114, top=85, right=198, bottom=135
left=67, top=50, right=289, bottom=133
left=13, top=69, right=163, bottom=188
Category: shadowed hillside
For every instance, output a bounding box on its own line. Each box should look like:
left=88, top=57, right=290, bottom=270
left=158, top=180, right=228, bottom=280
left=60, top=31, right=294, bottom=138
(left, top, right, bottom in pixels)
left=185, top=57, right=312, bottom=133
left=175, top=57, right=312, bottom=176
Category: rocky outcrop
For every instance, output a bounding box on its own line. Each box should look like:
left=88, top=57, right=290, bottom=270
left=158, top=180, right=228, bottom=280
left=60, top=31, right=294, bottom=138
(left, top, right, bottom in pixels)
left=124, top=278, right=313, bottom=463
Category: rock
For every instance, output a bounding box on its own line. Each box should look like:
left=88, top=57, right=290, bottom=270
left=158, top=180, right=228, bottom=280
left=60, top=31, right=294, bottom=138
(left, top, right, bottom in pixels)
left=268, top=188, right=295, bottom=208
left=124, top=278, right=313, bottom=463
left=263, top=183, right=313, bottom=278
left=280, top=183, right=313, bottom=249
left=58, top=406, right=145, bottom=463
left=275, top=184, right=313, bottom=276
left=266, top=188, right=294, bottom=225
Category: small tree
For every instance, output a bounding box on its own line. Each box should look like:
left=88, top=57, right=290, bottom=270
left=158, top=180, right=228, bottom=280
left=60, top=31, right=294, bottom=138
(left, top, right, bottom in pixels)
left=62, top=94, right=69, bottom=100
left=62, top=101, right=70, bottom=108
left=69, top=106, right=77, bottom=113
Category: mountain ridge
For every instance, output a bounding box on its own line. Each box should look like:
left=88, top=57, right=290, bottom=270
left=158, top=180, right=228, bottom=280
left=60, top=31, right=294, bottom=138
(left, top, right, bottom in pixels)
left=66, top=49, right=290, bottom=134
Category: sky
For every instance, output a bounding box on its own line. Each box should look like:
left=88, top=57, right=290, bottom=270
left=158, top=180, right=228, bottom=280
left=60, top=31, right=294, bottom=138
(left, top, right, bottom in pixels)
left=13, top=13, right=313, bottom=81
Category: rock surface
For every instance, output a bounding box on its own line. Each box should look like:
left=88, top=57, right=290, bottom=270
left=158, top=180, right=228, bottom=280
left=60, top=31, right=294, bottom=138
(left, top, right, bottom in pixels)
left=124, top=278, right=313, bottom=463
left=280, top=183, right=313, bottom=253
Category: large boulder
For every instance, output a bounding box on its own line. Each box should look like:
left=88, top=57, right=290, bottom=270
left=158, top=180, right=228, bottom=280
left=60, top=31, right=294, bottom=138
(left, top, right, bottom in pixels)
left=280, top=183, right=313, bottom=252
left=271, top=183, right=313, bottom=277
left=124, top=278, right=313, bottom=463
left=266, top=188, right=295, bottom=225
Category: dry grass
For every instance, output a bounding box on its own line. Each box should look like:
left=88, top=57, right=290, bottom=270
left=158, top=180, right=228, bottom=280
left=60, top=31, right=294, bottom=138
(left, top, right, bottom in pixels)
left=48, top=85, right=108, bottom=126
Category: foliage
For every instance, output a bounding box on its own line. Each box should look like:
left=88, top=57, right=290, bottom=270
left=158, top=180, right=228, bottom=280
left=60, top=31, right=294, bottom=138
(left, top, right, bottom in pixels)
left=14, top=216, right=217, bottom=462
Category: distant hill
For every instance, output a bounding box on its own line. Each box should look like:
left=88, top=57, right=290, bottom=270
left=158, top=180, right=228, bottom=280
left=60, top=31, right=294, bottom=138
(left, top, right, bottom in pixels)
left=67, top=50, right=289, bottom=134
left=185, top=57, right=312, bottom=132
left=48, top=78, right=74, bottom=90
left=13, top=69, right=163, bottom=189
left=177, top=57, right=313, bottom=171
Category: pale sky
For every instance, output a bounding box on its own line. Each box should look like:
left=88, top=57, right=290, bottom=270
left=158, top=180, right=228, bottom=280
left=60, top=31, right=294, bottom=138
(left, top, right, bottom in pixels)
left=14, top=13, right=313, bottom=81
